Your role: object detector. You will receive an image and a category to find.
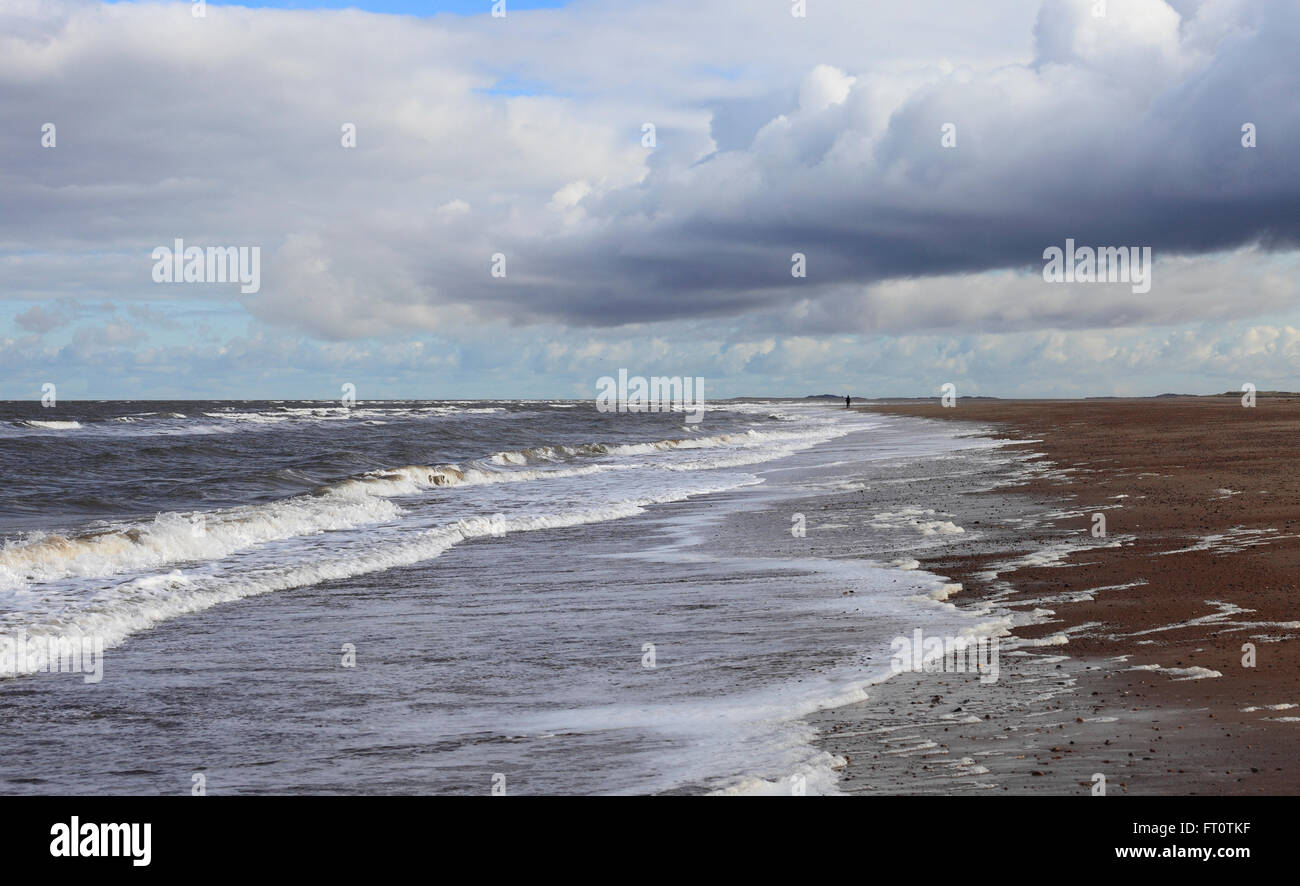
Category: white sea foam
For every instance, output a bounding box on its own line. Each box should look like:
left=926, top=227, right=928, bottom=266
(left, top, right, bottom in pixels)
left=868, top=508, right=965, bottom=536
left=1127, top=663, right=1223, bottom=680
left=0, top=479, right=758, bottom=678
left=0, top=494, right=403, bottom=592
left=1155, top=527, right=1282, bottom=556
left=17, top=420, right=83, bottom=430
left=927, top=582, right=963, bottom=601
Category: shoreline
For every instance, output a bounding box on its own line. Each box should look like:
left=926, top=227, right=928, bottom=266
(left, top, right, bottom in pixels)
left=816, top=397, right=1300, bottom=795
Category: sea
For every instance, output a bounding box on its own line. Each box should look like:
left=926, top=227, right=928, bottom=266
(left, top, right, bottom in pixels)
left=0, top=399, right=1016, bottom=795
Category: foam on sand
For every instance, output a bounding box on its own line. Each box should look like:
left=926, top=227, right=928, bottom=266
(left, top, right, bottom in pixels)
left=1127, top=663, right=1223, bottom=680
left=868, top=508, right=965, bottom=536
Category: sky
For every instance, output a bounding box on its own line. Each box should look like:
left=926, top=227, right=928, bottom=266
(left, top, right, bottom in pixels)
left=106, top=0, right=570, bottom=13
left=2, top=0, right=1299, bottom=400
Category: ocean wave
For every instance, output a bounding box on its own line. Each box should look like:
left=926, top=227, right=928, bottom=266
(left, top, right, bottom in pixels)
left=0, top=411, right=853, bottom=592
left=0, top=493, right=402, bottom=592
left=0, top=480, right=756, bottom=678
left=15, top=420, right=83, bottom=430
left=486, top=425, right=841, bottom=466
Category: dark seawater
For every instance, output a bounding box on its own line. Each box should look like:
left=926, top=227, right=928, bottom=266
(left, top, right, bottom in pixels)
left=0, top=399, right=1005, bottom=794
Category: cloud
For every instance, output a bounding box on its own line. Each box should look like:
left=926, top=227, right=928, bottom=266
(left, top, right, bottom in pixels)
left=1, top=0, right=1298, bottom=397
left=15, top=304, right=70, bottom=334
left=70, top=320, right=147, bottom=351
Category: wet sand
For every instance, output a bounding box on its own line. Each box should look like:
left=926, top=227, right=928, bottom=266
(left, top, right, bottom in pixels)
left=817, top=396, right=1300, bottom=795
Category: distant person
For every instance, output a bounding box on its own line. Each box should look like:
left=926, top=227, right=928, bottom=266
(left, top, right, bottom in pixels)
left=845, top=394, right=851, bottom=409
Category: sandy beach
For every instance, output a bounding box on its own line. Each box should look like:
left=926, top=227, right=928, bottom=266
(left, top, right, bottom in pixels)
left=813, top=396, right=1300, bottom=795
